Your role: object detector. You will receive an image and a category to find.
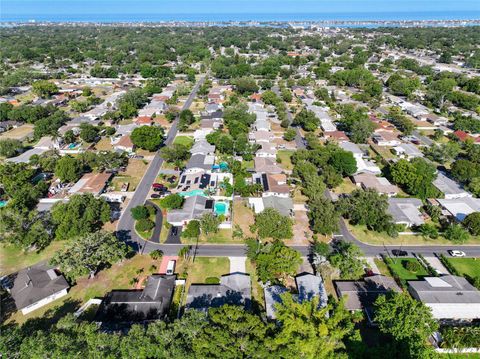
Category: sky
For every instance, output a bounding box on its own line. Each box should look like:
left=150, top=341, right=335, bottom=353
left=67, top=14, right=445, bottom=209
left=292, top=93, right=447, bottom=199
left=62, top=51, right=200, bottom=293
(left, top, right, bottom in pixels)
left=2, top=0, right=480, bottom=20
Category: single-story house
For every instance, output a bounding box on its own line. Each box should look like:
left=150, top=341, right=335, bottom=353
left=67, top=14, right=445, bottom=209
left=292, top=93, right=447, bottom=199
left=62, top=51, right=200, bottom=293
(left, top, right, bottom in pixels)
left=96, top=275, right=175, bottom=323
left=252, top=173, right=290, bottom=197
left=177, top=170, right=210, bottom=192
left=255, top=142, right=277, bottom=158
left=186, top=273, right=251, bottom=312
left=249, top=130, right=274, bottom=144
left=167, top=195, right=214, bottom=226
left=433, top=172, right=472, bottom=200
left=436, top=197, right=480, bottom=222
left=205, top=103, right=222, bottom=114
left=352, top=173, right=399, bottom=197
left=324, top=130, right=349, bottom=142
left=408, top=276, right=480, bottom=321
left=335, top=275, right=401, bottom=322
left=418, top=113, right=449, bottom=126
left=68, top=172, right=112, bottom=197
left=6, top=263, right=69, bottom=315
left=372, top=131, right=401, bottom=147
left=190, top=140, right=216, bottom=156
left=254, top=119, right=270, bottom=132
left=388, top=197, right=424, bottom=227
left=392, top=143, right=424, bottom=160
left=248, top=196, right=294, bottom=217
left=185, top=154, right=215, bottom=172
left=112, top=135, right=134, bottom=153
left=254, top=157, right=283, bottom=174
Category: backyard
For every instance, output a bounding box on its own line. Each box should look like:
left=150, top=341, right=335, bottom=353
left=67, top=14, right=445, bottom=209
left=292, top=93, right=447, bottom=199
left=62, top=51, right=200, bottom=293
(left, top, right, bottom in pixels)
left=276, top=150, right=294, bottom=171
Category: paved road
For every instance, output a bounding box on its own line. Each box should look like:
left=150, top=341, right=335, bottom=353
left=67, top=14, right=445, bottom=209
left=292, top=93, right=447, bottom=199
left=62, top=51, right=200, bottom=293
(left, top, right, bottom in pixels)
left=116, top=75, right=207, bottom=252
left=272, top=85, right=305, bottom=149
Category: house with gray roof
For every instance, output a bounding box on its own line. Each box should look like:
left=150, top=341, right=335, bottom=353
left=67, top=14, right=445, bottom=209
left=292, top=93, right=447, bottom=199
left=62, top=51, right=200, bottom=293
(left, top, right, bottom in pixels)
left=408, top=275, right=480, bottom=321
left=185, top=154, right=215, bottom=172
left=186, top=273, right=251, bottom=312
left=248, top=196, right=293, bottom=217
left=264, top=285, right=288, bottom=320
left=433, top=172, right=472, bottom=200
left=190, top=139, right=216, bottom=156
left=254, top=157, right=283, bottom=174
left=167, top=195, right=214, bottom=226
left=436, top=197, right=480, bottom=222
left=5, top=263, right=69, bottom=315
left=97, top=275, right=175, bottom=323
left=392, top=143, right=424, bottom=160
left=388, top=198, right=424, bottom=227
left=335, top=275, right=401, bottom=322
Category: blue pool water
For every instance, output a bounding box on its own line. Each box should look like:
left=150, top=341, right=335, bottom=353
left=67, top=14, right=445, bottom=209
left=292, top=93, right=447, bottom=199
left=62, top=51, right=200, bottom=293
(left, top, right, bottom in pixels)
left=179, top=189, right=207, bottom=198
left=68, top=143, right=77, bottom=149
left=0, top=200, right=7, bottom=208
left=214, top=202, right=229, bottom=216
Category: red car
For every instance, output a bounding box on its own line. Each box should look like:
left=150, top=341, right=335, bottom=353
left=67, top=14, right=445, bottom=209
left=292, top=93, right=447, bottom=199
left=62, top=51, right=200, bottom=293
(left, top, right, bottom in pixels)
left=152, top=183, right=165, bottom=189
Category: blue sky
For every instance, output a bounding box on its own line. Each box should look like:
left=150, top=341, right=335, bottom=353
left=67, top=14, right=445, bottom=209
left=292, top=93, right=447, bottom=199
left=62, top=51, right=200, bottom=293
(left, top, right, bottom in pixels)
left=3, top=0, right=479, bottom=15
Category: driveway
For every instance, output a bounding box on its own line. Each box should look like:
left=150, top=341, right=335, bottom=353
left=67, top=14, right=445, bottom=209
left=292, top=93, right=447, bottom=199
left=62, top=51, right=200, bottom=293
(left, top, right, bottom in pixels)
left=165, top=226, right=182, bottom=244
left=423, top=256, right=449, bottom=275
left=229, top=257, right=246, bottom=273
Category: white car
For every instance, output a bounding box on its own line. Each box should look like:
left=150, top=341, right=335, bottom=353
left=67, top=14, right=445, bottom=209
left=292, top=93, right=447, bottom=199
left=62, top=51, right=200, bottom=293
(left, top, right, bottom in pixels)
left=448, top=250, right=466, bottom=257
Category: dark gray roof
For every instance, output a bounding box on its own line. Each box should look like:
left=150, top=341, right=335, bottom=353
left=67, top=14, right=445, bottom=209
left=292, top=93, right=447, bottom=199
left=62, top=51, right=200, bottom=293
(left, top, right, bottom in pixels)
left=8, top=263, right=69, bottom=310
left=335, top=275, right=401, bottom=311
left=186, top=154, right=214, bottom=171
left=264, top=285, right=288, bottom=319
left=97, top=275, right=175, bottom=322
left=408, top=275, right=480, bottom=304
left=262, top=196, right=293, bottom=217
left=167, top=195, right=213, bottom=224
left=295, top=273, right=328, bottom=307
left=186, top=273, right=251, bottom=312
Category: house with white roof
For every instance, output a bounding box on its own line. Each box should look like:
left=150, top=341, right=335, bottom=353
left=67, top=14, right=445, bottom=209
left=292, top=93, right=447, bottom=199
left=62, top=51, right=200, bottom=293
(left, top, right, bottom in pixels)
left=433, top=172, right=472, bottom=200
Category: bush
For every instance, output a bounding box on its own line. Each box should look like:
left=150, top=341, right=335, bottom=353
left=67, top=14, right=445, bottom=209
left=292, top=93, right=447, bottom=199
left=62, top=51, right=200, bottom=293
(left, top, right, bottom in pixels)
left=131, top=205, right=149, bottom=220
left=404, top=260, right=422, bottom=272
left=150, top=249, right=163, bottom=260
left=146, top=205, right=157, bottom=216
left=205, top=277, right=220, bottom=284
left=183, top=220, right=200, bottom=238
left=136, top=218, right=155, bottom=232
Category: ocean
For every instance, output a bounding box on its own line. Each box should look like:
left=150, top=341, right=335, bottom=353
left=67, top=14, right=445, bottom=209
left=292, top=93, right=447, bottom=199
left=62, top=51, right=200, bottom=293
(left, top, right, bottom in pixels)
left=2, top=11, right=480, bottom=23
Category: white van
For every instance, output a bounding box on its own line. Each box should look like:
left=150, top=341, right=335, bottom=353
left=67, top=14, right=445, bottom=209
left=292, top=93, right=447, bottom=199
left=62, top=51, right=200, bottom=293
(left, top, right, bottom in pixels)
left=166, top=260, right=176, bottom=275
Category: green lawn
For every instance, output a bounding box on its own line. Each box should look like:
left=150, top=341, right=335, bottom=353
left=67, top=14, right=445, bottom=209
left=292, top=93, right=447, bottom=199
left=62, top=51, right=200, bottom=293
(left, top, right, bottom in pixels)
left=276, top=150, right=294, bottom=171
left=446, top=258, right=480, bottom=278
left=384, top=257, right=429, bottom=281
left=187, top=257, right=230, bottom=285
left=182, top=228, right=235, bottom=244
left=173, top=135, right=194, bottom=148
left=0, top=242, right=67, bottom=276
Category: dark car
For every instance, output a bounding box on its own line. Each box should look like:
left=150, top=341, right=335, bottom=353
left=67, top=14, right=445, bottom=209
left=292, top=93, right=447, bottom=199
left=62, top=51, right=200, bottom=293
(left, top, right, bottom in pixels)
left=171, top=227, right=178, bottom=236
left=153, top=187, right=167, bottom=192
left=150, top=194, right=161, bottom=199
left=392, top=249, right=408, bottom=257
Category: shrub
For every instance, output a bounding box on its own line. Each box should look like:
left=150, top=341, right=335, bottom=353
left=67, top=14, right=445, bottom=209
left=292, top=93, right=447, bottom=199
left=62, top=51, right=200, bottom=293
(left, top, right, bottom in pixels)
left=150, top=249, right=163, bottom=260
left=205, top=277, right=220, bottom=284
left=146, top=205, right=157, bottom=216
left=131, top=205, right=149, bottom=220
left=404, top=260, right=422, bottom=272
left=136, top=218, right=155, bottom=232
left=183, top=220, right=200, bottom=238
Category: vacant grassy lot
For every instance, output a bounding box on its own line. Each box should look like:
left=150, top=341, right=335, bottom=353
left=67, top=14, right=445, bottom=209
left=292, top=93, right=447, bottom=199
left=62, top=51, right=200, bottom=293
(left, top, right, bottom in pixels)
left=333, top=178, right=358, bottom=194
left=111, top=158, right=148, bottom=191
left=0, top=124, right=34, bottom=141
left=233, top=200, right=255, bottom=237
left=445, top=258, right=480, bottom=279
left=94, top=137, right=113, bottom=151
left=276, top=150, right=294, bottom=171
left=5, top=254, right=160, bottom=325
left=384, top=257, right=429, bottom=281
left=173, top=135, right=194, bottom=148
left=0, top=242, right=67, bottom=276
left=187, top=257, right=230, bottom=285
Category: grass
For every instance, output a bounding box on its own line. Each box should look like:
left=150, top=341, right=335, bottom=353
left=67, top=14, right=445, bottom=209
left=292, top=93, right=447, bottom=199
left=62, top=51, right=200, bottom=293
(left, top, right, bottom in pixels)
left=94, top=137, right=113, bottom=151
left=384, top=257, right=429, bottom=281
left=276, top=150, right=295, bottom=171
left=183, top=228, right=235, bottom=244
left=241, top=160, right=254, bottom=170
left=445, top=258, right=480, bottom=278
left=373, top=258, right=391, bottom=276
left=111, top=159, right=148, bottom=191
left=245, top=259, right=265, bottom=313
left=173, top=135, right=194, bottom=148
left=187, top=257, right=230, bottom=287
left=232, top=200, right=255, bottom=237
left=0, top=124, right=34, bottom=141
left=0, top=242, right=67, bottom=276
left=333, top=178, right=358, bottom=194
left=5, top=254, right=161, bottom=325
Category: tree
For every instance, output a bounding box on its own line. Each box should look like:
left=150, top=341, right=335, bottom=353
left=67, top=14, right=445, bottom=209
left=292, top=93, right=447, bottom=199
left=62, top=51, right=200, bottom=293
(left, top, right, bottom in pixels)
left=0, top=139, right=23, bottom=158
left=451, top=159, right=480, bottom=183
left=418, top=223, right=439, bottom=239
left=375, top=293, right=438, bottom=358
left=160, top=194, right=184, bottom=210
left=179, top=109, right=195, bottom=130
left=252, top=208, right=293, bottom=240
left=308, top=197, right=339, bottom=235
left=183, top=220, right=200, bottom=238
left=149, top=249, right=163, bottom=260
left=283, top=127, right=296, bottom=141
left=131, top=205, right=149, bottom=220
left=252, top=240, right=302, bottom=283
left=444, top=223, right=470, bottom=244
left=427, top=78, right=456, bottom=109
left=54, top=155, right=82, bottom=183
left=293, top=109, right=319, bottom=132
left=32, top=80, right=58, bottom=98
left=79, top=123, right=98, bottom=143
left=50, top=231, right=128, bottom=280
left=131, top=125, right=164, bottom=151
left=329, top=240, right=366, bottom=279
left=160, top=144, right=190, bottom=163
left=51, top=194, right=110, bottom=240
left=199, top=212, right=221, bottom=235
left=273, top=294, right=357, bottom=358
left=329, top=150, right=357, bottom=176
left=233, top=77, right=258, bottom=95
left=136, top=218, right=155, bottom=232
left=424, top=142, right=460, bottom=164
left=389, top=158, right=440, bottom=199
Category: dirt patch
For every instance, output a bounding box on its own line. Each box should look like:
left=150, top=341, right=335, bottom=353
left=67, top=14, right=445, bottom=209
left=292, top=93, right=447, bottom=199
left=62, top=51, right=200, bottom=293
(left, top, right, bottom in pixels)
left=289, top=210, right=312, bottom=245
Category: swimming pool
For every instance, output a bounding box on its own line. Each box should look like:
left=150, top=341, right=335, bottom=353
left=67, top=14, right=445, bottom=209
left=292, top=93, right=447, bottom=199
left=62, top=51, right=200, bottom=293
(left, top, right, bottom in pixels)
left=179, top=189, right=207, bottom=198
left=214, top=202, right=229, bottom=216
left=68, top=143, right=77, bottom=149
left=0, top=200, right=7, bottom=208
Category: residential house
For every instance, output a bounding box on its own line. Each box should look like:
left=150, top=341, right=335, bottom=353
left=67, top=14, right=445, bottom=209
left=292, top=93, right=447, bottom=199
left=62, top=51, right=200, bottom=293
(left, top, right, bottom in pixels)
left=68, top=172, right=112, bottom=197
left=254, top=119, right=271, bottom=132
left=190, top=140, right=216, bottom=156
left=185, top=154, right=215, bottom=172
left=372, top=131, right=402, bottom=147
left=112, top=135, right=134, bottom=153
left=339, top=142, right=381, bottom=175
left=253, top=173, right=291, bottom=197
left=436, top=197, right=480, bottom=222
left=97, top=275, right=175, bottom=323
left=352, top=173, right=399, bottom=197
left=392, top=143, right=424, bottom=160
left=249, top=130, right=274, bottom=144
left=264, top=285, right=288, bottom=320
left=253, top=157, right=283, bottom=174
left=324, top=130, right=349, bottom=142
left=177, top=170, right=211, bottom=192
left=387, top=198, right=424, bottom=227
left=167, top=195, right=214, bottom=226
left=248, top=196, right=294, bottom=217
left=335, top=275, right=401, bottom=322
left=186, top=273, right=251, bottom=312
left=6, top=263, right=69, bottom=315
left=408, top=276, right=480, bottom=321
left=418, top=113, right=449, bottom=126
left=433, top=172, right=472, bottom=199
left=255, top=142, right=277, bottom=158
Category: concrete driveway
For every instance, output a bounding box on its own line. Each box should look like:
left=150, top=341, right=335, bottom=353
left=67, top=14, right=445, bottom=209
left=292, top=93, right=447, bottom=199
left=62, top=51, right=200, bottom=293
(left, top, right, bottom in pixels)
left=229, top=257, right=246, bottom=273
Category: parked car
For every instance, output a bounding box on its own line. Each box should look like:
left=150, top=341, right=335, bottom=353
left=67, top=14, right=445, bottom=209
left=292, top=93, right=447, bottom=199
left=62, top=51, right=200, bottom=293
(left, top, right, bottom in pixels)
left=392, top=249, right=408, bottom=257
left=448, top=250, right=466, bottom=257
left=152, top=183, right=165, bottom=189
left=150, top=194, right=161, bottom=199
left=153, top=187, right=167, bottom=192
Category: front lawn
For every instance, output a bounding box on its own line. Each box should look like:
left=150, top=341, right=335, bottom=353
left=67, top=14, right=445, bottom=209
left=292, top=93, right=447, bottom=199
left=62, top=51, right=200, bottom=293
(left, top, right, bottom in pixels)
left=182, top=228, right=235, bottom=244
left=232, top=200, right=255, bottom=237
left=384, top=257, right=429, bottom=281
left=445, top=258, right=480, bottom=279
left=276, top=150, right=294, bottom=171
left=187, top=257, right=230, bottom=285
left=173, top=135, right=194, bottom=148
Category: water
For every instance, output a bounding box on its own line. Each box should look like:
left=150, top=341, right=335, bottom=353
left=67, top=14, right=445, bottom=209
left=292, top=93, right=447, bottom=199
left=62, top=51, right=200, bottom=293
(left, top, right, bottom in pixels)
left=2, top=11, right=480, bottom=23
